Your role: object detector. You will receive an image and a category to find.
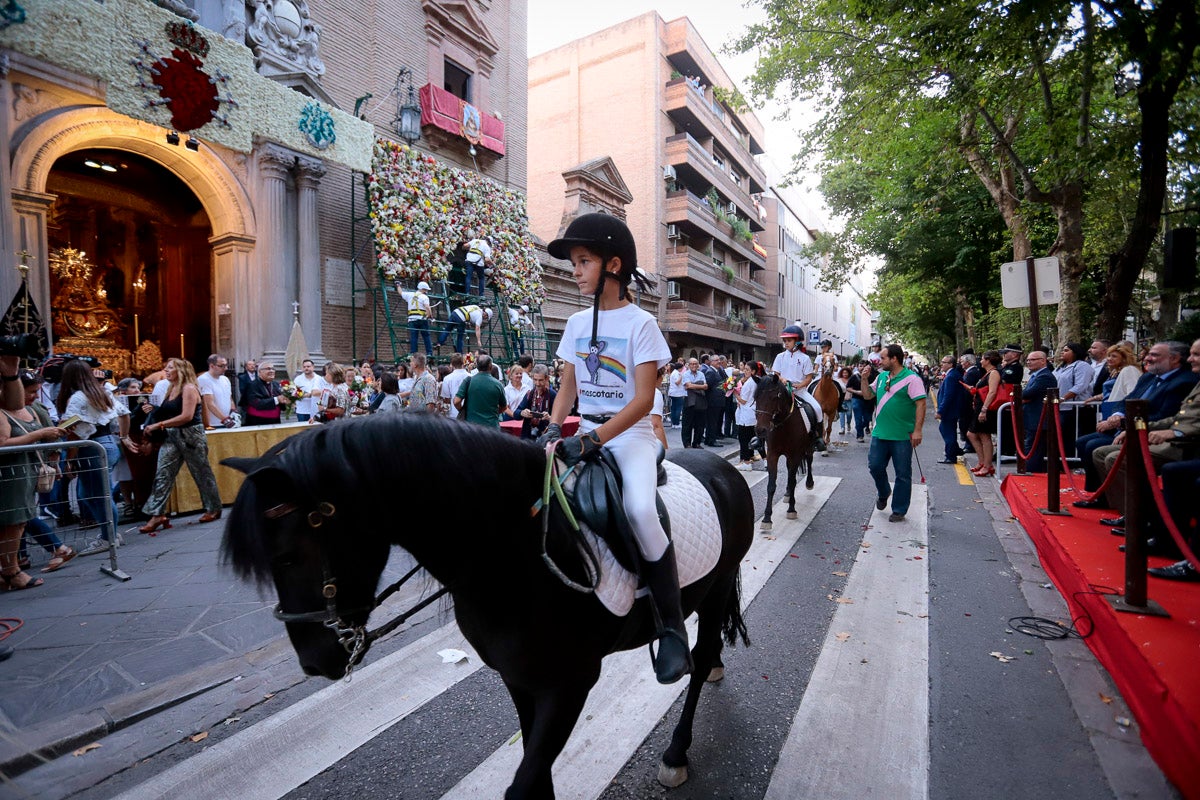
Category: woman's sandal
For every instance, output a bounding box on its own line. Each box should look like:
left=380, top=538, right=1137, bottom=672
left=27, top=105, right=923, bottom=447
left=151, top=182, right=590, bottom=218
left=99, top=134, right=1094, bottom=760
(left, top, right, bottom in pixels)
left=196, top=511, right=222, bottom=524
left=41, top=546, right=77, bottom=573
left=2, top=569, right=44, bottom=591
left=138, top=516, right=172, bottom=535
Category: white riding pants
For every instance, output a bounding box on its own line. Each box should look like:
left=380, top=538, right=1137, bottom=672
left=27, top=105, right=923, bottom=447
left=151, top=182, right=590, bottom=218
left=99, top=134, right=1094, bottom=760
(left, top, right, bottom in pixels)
left=580, top=418, right=669, bottom=562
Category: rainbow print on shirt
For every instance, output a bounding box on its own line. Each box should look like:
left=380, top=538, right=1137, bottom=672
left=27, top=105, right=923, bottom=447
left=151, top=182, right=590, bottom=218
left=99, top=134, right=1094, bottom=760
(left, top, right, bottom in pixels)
left=574, top=337, right=628, bottom=386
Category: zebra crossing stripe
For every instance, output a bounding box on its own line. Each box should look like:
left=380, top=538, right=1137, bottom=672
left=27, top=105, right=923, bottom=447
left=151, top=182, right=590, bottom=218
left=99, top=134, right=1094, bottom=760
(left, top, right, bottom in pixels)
left=765, top=486, right=929, bottom=800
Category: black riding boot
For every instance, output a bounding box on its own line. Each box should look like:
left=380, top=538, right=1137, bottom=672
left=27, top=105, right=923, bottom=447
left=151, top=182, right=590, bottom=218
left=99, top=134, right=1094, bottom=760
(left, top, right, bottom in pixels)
left=643, top=543, right=693, bottom=684
left=807, top=406, right=826, bottom=451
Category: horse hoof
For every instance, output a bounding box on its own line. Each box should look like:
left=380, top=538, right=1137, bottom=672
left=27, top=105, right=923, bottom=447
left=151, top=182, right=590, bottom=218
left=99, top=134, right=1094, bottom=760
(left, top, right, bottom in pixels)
left=760, top=521, right=772, bottom=531
left=707, top=666, right=725, bottom=682
left=658, top=762, right=689, bottom=788
left=786, top=511, right=798, bottom=520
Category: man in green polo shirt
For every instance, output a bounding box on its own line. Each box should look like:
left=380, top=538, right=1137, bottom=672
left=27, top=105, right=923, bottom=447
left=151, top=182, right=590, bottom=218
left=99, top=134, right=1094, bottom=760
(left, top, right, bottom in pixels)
left=865, top=343, right=926, bottom=522
left=454, top=353, right=507, bottom=426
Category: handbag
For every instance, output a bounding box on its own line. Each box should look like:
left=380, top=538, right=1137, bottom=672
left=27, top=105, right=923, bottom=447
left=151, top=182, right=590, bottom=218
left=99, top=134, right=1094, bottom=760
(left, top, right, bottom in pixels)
left=987, top=382, right=1015, bottom=411
left=34, top=453, right=57, bottom=494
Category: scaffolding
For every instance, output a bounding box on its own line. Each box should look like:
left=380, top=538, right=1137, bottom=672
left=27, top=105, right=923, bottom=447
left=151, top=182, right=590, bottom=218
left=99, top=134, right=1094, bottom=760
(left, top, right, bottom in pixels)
left=347, top=170, right=555, bottom=367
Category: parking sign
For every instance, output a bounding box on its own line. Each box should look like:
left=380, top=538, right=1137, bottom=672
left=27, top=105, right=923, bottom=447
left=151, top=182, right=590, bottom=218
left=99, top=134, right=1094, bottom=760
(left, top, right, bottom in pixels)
left=808, top=329, right=821, bottom=344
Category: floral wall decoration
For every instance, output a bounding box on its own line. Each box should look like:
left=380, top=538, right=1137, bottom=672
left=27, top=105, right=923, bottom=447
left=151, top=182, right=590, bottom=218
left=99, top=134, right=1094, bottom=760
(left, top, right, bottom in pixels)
left=368, top=139, right=545, bottom=306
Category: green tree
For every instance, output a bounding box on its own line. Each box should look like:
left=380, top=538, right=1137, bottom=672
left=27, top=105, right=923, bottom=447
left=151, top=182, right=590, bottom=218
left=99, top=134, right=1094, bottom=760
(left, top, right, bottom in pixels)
left=737, top=0, right=1198, bottom=347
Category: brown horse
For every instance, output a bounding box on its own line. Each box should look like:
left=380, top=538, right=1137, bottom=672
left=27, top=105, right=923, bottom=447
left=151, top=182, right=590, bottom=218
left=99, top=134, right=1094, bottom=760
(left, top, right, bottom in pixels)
left=754, top=374, right=817, bottom=530
left=812, top=353, right=842, bottom=451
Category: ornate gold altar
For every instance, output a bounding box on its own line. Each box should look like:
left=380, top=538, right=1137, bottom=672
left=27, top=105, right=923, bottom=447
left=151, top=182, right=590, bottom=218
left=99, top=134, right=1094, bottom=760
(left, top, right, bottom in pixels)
left=49, top=247, right=136, bottom=374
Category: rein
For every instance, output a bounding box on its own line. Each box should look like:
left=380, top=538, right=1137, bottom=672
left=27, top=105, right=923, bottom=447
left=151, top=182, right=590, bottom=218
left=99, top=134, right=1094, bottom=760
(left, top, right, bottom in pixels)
left=531, top=442, right=601, bottom=593
left=265, top=500, right=449, bottom=678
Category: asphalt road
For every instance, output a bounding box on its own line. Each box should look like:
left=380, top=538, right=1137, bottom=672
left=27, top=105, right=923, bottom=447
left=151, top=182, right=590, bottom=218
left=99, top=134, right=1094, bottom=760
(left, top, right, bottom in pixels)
left=24, top=417, right=1177, bottom=800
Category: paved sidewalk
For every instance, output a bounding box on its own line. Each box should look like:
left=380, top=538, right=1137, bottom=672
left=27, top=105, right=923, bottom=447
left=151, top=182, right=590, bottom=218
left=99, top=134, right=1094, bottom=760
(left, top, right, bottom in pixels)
left=0, top=422, right=742, bottom=778
left=0, top=510, right=278, bottom=772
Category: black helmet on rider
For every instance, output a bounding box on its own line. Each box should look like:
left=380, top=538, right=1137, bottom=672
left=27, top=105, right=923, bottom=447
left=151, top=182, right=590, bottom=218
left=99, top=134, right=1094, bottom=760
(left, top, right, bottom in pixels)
left=548, top=213, right=643, bottom=299
left=820, top=339, right=833, bottom=349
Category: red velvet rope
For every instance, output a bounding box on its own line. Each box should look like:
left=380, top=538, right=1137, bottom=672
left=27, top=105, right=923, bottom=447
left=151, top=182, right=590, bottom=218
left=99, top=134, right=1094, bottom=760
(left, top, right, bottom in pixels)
left=1136, top=428, right=1200, bottom=571
left=1008, top=401, right=1048, bottom=461
left=1055, top=408, right=1127, bottom=501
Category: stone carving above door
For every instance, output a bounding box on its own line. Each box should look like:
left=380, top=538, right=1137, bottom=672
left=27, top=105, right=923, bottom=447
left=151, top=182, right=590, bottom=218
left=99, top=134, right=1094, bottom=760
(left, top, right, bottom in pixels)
left=246, top=0, right=325, bottom=82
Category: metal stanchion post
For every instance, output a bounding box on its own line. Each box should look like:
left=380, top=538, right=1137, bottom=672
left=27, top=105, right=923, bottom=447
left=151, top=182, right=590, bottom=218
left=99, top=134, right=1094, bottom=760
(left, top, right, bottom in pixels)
left=1108, top=399, right=1166, bottom=616
left=1040, top=387, right=1070, bottom=515
left=1014, top=388, right=1027, bottom=474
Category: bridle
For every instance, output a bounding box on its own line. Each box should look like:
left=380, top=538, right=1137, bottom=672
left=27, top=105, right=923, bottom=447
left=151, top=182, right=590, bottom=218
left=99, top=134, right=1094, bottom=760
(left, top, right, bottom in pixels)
left=264, top=499, right=448, bottom=678
left=754, top=380, right=797, bottom=436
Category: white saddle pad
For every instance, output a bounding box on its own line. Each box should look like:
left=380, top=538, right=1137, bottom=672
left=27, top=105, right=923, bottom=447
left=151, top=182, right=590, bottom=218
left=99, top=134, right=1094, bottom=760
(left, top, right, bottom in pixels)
left=571, top=460, right=722, bottom=616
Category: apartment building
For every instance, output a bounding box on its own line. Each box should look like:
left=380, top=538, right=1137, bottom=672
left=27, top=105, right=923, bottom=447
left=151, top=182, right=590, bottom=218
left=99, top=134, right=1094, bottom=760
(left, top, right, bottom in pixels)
left=762, top=171, right=875, bottom=359
left=528, top=12, right=771, bottom=362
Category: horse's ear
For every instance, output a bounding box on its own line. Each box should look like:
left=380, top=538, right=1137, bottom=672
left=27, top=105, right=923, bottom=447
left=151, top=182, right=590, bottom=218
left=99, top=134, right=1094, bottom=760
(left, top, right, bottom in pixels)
left=221, top=456, right=260, bottom=474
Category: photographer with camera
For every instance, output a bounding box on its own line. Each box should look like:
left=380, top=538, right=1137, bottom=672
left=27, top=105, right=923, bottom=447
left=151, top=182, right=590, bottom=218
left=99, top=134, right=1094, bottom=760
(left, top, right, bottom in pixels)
left=1, top=354, right=29, bottom=413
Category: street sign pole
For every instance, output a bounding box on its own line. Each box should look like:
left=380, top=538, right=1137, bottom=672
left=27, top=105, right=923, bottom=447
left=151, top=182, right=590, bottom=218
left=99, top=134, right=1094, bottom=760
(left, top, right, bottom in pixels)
left=1025, top=256, right=1041, bottom=349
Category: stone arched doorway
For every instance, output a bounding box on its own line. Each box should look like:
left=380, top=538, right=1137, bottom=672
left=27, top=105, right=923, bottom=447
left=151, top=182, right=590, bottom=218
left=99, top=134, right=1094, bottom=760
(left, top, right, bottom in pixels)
left=10, top=106, right=256, bottom=372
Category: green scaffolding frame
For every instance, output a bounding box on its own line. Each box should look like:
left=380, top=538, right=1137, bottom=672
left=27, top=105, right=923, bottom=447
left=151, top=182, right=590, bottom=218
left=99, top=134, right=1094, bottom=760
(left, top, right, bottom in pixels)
left=348, top=169, right=556, bottom=367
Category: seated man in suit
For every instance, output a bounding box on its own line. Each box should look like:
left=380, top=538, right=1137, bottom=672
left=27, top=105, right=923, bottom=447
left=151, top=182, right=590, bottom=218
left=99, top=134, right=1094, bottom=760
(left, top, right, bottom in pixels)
left=1020, top=349, right=1057, bottom=472
left=1093, top=339, right=1200, bottom=556
left=1073, top=340, right=1197, bottom=507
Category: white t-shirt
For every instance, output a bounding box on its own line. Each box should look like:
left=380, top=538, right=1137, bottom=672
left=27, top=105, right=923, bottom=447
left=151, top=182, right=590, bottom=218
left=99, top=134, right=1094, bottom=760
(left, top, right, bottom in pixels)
left=455, top=305, right=487, bottom=326
left=504, top=380, right=530, bottom=411
left=400, top=289, right=432, bottom=320
left=465, top=239, right=492, bottom=265
left=772, top=348, right=814, bottom=386
left=293, top=372, right=327, bottom=417
left=735, top=377, right=758, bottom=427
left=556, top=303, right=671, bottom=417
left=667, top=368, right=688, bottom=398
left=650, top=388, right=664, bottom=418
left=441, top=368, right=469, bottom=418
left=196, top=371, right=233, bottom=426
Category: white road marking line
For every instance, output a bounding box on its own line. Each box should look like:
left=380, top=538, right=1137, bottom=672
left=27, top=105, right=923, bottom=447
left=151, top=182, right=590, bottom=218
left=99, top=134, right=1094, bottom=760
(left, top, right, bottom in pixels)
left=441, top=476, right=841, bottom=800
left=117, top=622, right=482, bottom=800
left=764, top=486, right=929, bottom=800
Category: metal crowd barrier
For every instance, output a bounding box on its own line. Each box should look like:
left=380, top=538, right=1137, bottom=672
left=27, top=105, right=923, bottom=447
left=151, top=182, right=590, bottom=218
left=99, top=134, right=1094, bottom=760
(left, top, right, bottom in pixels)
left=996, top=400, right=1102, bottom=476
left=0, top=439, right=129, bottom=582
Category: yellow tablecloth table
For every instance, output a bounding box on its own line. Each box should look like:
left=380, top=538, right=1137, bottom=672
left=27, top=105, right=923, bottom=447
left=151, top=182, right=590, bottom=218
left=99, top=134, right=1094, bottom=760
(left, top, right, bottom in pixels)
left=167, top=422, right=314, bottom=514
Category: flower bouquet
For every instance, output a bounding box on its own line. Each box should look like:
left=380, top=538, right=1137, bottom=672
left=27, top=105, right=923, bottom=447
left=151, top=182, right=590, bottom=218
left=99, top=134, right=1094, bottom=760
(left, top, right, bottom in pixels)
left=347, top=376, right=373, bottom=414
left=278, top=380, right=303, bottom=418
left=723, top=375, right=739, bottom=397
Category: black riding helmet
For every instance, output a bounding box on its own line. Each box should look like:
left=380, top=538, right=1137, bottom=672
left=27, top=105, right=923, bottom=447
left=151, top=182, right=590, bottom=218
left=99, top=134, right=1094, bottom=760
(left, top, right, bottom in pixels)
left=547, top=213, right=646, bottom=300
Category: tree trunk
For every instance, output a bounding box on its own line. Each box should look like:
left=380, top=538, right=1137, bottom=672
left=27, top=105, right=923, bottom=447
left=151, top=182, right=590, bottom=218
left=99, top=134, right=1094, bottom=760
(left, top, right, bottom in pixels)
left=1052, top=182, right=1086, bottom=350
left=1096, top=83, right=1173, bottom=343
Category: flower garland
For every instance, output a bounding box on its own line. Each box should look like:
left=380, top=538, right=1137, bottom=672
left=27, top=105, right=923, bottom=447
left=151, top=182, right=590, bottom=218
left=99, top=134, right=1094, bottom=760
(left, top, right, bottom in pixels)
left=368, top=139, right=545, bottom=306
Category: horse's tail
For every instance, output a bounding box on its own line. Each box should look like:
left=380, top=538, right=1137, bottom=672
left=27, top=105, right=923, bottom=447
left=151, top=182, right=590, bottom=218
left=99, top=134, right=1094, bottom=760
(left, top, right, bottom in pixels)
left=721, top=570, right=751, bottom=647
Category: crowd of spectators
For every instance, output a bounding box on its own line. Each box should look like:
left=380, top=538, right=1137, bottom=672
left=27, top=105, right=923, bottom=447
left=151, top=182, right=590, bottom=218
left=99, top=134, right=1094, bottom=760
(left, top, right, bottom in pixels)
left=928, top=336, right=1200, bottom=582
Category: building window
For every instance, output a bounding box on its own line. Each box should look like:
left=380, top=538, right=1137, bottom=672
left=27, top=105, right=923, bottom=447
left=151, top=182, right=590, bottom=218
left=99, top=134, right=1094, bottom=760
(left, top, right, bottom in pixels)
left=779, top=273, right=785, bottom=298
left=444, top=59, right=472, bottom=102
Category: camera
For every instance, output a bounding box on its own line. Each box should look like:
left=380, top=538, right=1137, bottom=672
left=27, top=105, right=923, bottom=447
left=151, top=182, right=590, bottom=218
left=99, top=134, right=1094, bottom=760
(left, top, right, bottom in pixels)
left=0, top=333, right=44, bottom=360
left=40, top=353, right=101, bottom=383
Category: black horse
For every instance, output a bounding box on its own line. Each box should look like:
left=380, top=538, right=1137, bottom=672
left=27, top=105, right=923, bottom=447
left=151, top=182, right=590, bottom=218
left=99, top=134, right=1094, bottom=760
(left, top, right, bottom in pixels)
left=221, top=413, right=753, bottom=799
left=754, top=374, right=817, bottom=530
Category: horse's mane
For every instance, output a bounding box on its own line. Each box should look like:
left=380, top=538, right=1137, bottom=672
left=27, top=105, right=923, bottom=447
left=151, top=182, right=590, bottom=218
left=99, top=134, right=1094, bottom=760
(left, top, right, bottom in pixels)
left=221, top=414, right=544, bottom=585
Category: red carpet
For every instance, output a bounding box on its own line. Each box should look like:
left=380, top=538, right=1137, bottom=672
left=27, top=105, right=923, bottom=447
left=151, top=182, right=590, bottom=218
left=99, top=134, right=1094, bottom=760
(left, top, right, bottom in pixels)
left=1002, top=475, right=1200, bottom=798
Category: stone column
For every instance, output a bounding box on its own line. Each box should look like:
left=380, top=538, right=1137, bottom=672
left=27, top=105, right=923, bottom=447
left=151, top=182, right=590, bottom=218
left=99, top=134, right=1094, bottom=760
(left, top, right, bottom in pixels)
left=209, top=232, right=256, bottom=366
left=256, top=142, right=296, bottom=364
left=295, top=155, right=326, bottom=362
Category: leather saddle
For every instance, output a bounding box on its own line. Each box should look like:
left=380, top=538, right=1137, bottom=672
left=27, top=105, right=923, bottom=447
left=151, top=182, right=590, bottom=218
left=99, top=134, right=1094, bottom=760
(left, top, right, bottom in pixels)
left=568, top=448, right=671, bottom=575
